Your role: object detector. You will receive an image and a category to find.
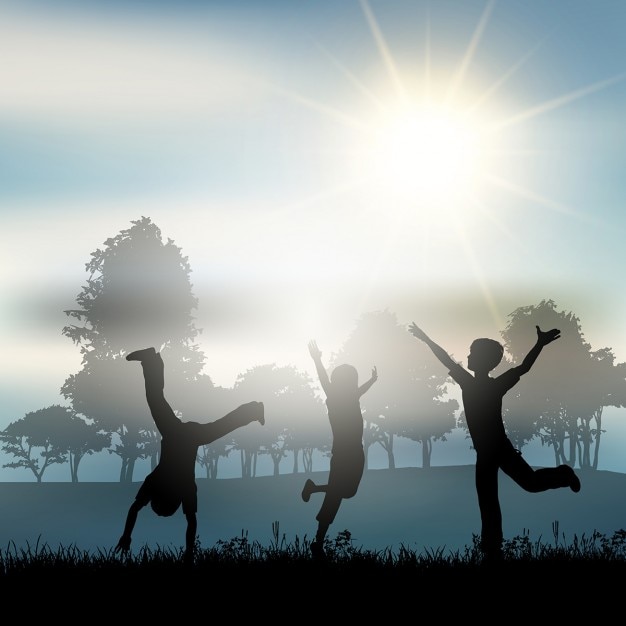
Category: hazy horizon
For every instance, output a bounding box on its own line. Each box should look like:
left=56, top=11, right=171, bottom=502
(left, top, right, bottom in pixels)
left=2, top=1, right=626, bottom=479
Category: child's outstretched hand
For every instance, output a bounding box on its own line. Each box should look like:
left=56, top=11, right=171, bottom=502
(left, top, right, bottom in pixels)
left=536, top=325, right=561, bottom=346
left=408, top=322, right=429, bottom=342
left=308, top=340, right=322, bottom=360
left=115, top=535, right=131, bottom=554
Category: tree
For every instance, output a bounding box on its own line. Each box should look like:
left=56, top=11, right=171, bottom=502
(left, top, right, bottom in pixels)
left=1, top=406, right=70, bottom=482
left=331, top=310, right=457, bottom=469
left=230, top=363, right=326, bottom=477
left=501, top=300, right=626, bottom=469
left=61, top=217, right=207, bottom=482
left=55, top=413, right=111, bottom=482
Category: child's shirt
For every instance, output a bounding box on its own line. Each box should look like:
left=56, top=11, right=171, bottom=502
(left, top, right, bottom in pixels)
left=448, top=362, right=523, bottom=453
left=326, top=389, right=364, bottom=454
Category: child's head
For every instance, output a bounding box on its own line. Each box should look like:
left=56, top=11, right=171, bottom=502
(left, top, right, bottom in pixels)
left=330, top=364, right=359, bottom=389
left=468, top=338, right=504, bottom=373
left=151, top=492, right=182, bottom=517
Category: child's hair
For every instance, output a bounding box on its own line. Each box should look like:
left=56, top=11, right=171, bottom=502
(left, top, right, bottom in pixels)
left=470, top=338, right=504, bottom=371
left=330, top=363, right=359, bottom=388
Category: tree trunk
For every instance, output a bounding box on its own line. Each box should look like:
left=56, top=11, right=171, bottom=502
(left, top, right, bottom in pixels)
left=386, top=433, right=395, bottom=469
left=375, top=431, right=395, bottom=469
left=240, top=449, right=254, bottom=478
left=119, top=458, right=127, bottom=483
left=122, top=457, right=136, bottom=483
left=568, top=417, right=578, bottom=467
left=292, top=449, right=300, bottom=474
left=70, top=452, right=82, bottom=483
left=303, top=448, right=313, bottom=473
left=592, top=408, right=602, bottom=470
left=422, top=438, right=432, bottom=469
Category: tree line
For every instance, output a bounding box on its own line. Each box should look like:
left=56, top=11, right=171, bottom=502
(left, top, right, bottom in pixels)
left=3, top=217, right=625, bottom=482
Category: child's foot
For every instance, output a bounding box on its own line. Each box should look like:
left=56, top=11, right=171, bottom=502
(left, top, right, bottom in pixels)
left=310, top=540, right=325, bottom=559
left=301, top=479, right=315, bottom=503
left=561, top=464, right=581, bottom=493
left=126, top=347, right=157, bottom=362
left=256, top=401, right=265, bottom=426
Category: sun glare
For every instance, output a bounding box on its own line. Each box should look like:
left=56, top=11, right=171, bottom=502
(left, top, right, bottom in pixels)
left=363, top=104, right=488, bottom=207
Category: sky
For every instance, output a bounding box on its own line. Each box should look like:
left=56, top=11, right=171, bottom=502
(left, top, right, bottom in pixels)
left=2, top=0, right=626, bottom=479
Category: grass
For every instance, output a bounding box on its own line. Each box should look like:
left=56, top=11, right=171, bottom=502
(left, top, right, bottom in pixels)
left=1, top=523, right=624, bottom=617
left=2, top=521, right=626, bottom=581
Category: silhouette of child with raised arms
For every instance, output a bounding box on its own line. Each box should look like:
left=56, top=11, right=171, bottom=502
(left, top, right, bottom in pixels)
left=301, top=340, right=378, bottom=558
left=408, top=323, right=581, bottom=562
left=115, top=347, right=264, bottom=563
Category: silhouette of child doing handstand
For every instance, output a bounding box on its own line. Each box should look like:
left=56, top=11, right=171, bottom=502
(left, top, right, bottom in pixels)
left=115, top=347, right=264, bottom=562
left=301, top=340, right=378, bottom=558
left=409, top=323, right=581, bottom=561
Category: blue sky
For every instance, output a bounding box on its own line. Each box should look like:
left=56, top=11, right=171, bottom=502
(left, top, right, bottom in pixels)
left=2, top=0, right=626, bottom=478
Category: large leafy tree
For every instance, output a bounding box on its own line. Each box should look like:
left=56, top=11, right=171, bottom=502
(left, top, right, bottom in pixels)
left=61, top=217, right=207, bottom=482
left=331, top=310, right=457, bottom=469
left=501, top=300, right=626, bottom=469
left=1, top=406, right=72, bottom=482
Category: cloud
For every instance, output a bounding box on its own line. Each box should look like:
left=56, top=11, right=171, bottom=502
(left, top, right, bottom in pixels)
left=0, top=7, right=270, bottom=125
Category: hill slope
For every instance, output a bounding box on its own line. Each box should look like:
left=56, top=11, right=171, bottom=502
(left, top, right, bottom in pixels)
left=1, top=466, right=624, bottom=555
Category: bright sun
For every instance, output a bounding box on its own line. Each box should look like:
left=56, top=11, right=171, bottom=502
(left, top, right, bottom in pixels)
left=366, top=104, right=487, bottom=207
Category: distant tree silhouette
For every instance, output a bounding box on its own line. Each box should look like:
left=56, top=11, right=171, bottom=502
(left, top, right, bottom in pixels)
left=282, top=380, right=328, bottom=474
left=501, top=300, right=626, bottom=469
left=230, top=363, right=325, bottom=476
left=1, top=405, right=72, bottom=482
left=61, top=217, right=208, bottom=482
left=57, top=413, right=111, bottom=482
left=332, top=310, right=457, bottom=469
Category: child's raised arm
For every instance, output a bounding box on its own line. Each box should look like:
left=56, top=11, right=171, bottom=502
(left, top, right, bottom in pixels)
left=408, top=322, right=458, bottom=371
left=358, top=366, right=378, bottom=397
left=516, top=325, right=560, bottom=375
left=308, top=340, right=331, bottom=395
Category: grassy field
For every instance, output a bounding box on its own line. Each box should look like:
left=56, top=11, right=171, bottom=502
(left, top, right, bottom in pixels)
left=1, top=523, right=625, bottom=618
left=1, top=465, right=624, bottom=555
left=1, top=464, right=625, bottom=613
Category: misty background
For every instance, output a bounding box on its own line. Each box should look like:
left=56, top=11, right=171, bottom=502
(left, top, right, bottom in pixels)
left=2, top=0, right=626, bottom=483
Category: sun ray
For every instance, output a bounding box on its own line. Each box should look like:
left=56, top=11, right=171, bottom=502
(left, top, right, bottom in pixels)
left=488, top=72, right=626, bottom=133
left=452, top=218, right=507, bottom=331
left=423, top=14, right=432, bottom=103
left=485, top=174, right=600, bottom=221
left=359, top=0, right=407, bottom=104
left=468, top=194, right=535, bottom=258
left=465, top=38, right=545, bottom=115
left=264, top=82, right=376, bottom=135
left=313, top=41, right=387, bottom=112
left=445, top=0, right=497, bottom=107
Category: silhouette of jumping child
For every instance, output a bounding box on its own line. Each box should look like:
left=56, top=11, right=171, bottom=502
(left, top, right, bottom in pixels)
left=408, top=322, right=581, bottom=561
left=301, top=340, right=378, bottom=558
left=115, top=347, right=265, bottom=562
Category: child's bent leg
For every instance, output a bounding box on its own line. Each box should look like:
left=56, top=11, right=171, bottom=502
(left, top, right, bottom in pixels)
left=502, top=450, right=581, bottom=493
left=302, top=479, right=328, bottom=502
